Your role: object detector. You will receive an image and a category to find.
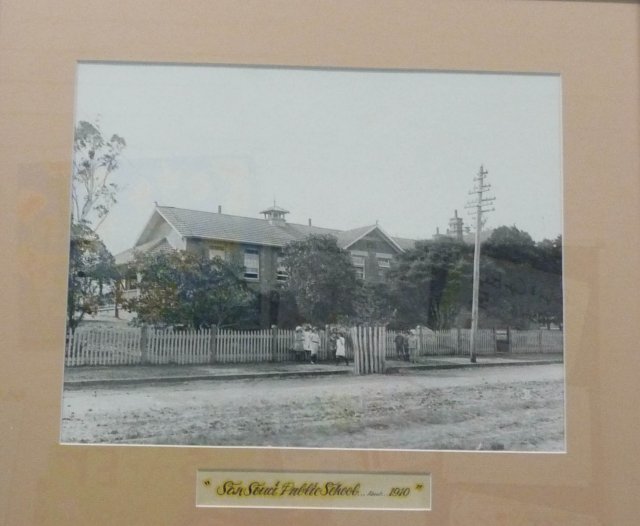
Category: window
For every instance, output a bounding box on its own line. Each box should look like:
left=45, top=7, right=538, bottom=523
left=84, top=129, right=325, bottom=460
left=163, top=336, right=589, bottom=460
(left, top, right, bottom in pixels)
left=352, top=254, right=366, bottom=280
left=209, top=245, right=226, bottom=260
left=377, top=257, right=391, bottom=281
left=276, top=256, right=288, bottom=282
left=352, top=255, right=365, bottom=266
left=243, top=248, right=260, bottom=279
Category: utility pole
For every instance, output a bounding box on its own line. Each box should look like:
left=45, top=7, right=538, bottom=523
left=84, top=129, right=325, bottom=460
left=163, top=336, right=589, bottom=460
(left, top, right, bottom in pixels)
left=465, top=165, right=495, bottom=363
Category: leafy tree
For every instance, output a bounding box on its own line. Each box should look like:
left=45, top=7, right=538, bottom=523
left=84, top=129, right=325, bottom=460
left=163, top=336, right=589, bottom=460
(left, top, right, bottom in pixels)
left=66, top=120, right=126, bottom=326
left=124, top=251, right=252, bottom=329
left=479, top=231, right=563, bottom=329
left=478, top=258, right=538, bottom=329
left=67, top=222, right=116, bottom=332
left=533, top=235, right=563, bottom=328
left=271, top=288, right=305, bottom=329
left=535, top=235, right=562, bottom=274
left=72, top=119, right=126, bottom=230
left=431, top=255, right=471, bottom=329
left=483, top=225, right=536, bottom=264
left=280, top=235, right=359, bottom=325
left=386, top=228, right=563, bottom=330
left=349, top=281, right=395, bottom=326
left=387, top=238, right=471, bottom=329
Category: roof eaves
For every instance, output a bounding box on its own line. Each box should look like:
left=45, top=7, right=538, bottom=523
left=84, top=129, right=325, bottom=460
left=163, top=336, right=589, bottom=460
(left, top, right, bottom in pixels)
left=286, top=223, right=343, bottom=236
left=339, top=224, right=377, bottom=249
left=185, top=234, right=288, bottom=248
left=341, top=224, right=406, bottom=253
left=154, top=206, right=189, bottom=241
left=373, top=225, right=406, bottom=253
left=132, top=207, right=163, bottom=247
left=115, top=236, right=169, bottom=265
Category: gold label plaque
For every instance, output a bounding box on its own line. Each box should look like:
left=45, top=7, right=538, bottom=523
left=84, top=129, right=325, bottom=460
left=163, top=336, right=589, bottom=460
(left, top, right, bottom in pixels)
left=196, top=470, right=431, bottom=510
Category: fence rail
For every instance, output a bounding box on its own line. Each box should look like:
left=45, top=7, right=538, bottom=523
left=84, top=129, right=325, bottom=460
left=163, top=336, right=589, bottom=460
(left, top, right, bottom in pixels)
left=65, top=325, right=563, bottom=367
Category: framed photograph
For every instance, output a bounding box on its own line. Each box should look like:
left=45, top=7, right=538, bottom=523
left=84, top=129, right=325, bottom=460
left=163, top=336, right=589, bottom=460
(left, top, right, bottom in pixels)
left=61, top=62, right=564, bottom=453
left=2, top=0, right=638, bottom=524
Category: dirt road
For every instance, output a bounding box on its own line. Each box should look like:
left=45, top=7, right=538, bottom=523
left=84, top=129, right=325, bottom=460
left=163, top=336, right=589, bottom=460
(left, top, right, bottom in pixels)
left=60, top=364, right=564, bottom=451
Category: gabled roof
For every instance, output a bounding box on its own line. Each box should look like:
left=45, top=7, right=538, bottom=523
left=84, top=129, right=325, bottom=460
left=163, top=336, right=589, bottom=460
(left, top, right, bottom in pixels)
left=281, top=222, right=342, bottom=239
left=391, top=236, right=418, bottom=251
left=335, top=224, right=377, bottom=249
left=115, top=237, right=174, bottom=265
left=156, top=206, right=299, bottom=247
left=336, top=224, right=406, bottom=253
left=128, top=205, right=417, bottom=254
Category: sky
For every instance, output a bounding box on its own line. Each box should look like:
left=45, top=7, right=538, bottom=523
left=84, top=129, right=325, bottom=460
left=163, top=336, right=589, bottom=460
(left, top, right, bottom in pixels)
left=74, top=63, right=563, bottom=255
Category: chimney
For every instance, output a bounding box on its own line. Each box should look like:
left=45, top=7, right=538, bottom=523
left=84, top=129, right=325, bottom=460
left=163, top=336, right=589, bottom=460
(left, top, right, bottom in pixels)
left=218, top=205, right=222, bottom=214
left=308, top=218, right=312, bottom=226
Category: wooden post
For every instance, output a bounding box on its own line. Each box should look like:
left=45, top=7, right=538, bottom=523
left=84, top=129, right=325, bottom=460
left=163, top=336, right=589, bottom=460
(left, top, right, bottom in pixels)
left=140, top=325, right=149, bottom=364
left=363, top=327, right=369, bottom=374
left=352, top=327, right=358, bottom=374
left=208, top=325, right=218, bottom=364
left=348, top=326, right=386, bottom=375
left=456, top=327, right=462, bottom=355
left=352, top=327, right=361, bottom=375
left=66, top=329, right=72, bottom=367
left=379, top=326, right=386, bottom=373
left=376, top=327, right=381, bottom=373
left=271, top=325, right=278, bottom=362
left=369, top=326, right=374, bottom=373
left=506, top=327, right=511, bottom=353
left=538, top=328, right=543, bottom=353
left=323, top=324, right=327, bottom=361
left=373, top=327, right=378, bottom=372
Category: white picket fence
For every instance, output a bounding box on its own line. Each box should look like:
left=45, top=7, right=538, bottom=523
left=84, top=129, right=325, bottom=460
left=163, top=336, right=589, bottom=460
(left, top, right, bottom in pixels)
left=510, top=329, right=564, bottom=353
left=65, top=327, right=296, bottom=367
left=214, top=329, right=295, bottom=364
left=385, top=328, right=563, bottom=359
left=144, top=328, right=212, bottom=365
left=65, top=327, right=142, bottom=366
left=65, top=325, right=563, bottom=367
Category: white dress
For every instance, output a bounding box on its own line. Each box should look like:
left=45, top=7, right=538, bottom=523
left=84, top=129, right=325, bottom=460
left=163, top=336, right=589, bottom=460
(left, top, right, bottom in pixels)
left=310, top=333, right=320, bottom=354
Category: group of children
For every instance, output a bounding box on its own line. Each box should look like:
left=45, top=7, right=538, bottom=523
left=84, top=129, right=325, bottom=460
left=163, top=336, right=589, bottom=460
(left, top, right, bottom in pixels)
left=394, top=329, right=419, bottom=362
left=293, top=326, right=419, bottom=365
left=293, top=326, right=349, bottom=365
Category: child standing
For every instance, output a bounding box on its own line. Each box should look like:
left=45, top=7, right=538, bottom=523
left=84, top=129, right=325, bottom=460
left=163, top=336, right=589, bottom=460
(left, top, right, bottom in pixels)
left=310, top=327, right=321, bottom=364
left=335, top=333, right=348, bottom=365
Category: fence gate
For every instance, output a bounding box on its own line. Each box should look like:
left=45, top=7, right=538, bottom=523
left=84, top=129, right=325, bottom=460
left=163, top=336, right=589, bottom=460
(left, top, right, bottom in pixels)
left=350, top=326, right=386, bottom=375
left=495, top=329, right=510, bottom=352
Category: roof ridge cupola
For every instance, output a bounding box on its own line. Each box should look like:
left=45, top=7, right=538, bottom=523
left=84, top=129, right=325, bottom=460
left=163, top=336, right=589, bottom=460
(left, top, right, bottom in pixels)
left=260, top=201, right=289, bottom=225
